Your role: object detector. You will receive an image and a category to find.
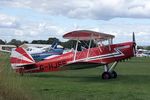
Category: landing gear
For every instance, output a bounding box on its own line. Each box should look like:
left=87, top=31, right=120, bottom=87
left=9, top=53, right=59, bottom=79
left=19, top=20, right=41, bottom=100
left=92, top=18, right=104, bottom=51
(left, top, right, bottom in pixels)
left=102, top=72, right=111, bottom=79
left=111, top=71, right=117, bottom=78
left=18, top=68, right=24, bottom=76
left=102, top=71, right=117, bottom=79
left=101, top=61, right=118, bottom=80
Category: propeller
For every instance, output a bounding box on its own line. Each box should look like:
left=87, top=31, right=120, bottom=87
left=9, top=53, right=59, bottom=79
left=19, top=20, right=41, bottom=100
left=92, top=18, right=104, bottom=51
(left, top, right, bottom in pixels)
left=133, top=32, right=135, bottom=43
left=132, top=32, right=137, bottom=56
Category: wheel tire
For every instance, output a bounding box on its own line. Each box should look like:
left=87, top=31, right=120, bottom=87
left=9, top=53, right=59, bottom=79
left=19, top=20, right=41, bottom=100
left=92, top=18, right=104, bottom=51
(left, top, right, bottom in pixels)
left=19, top=68, right=24, bottom=76
left=102, top=72, right=111, bottom=80
left=111, top=71, right=117, bottom=78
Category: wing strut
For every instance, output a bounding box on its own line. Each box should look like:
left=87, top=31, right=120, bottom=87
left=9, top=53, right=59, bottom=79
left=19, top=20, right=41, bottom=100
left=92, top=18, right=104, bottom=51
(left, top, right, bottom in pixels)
left=86, top=34, right=93, bottom=60
left=73, top=39, right=79, bottom=62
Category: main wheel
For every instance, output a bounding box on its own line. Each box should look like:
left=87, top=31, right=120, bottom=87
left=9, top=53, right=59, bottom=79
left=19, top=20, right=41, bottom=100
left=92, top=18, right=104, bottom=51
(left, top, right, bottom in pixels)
left=102, top=72, right=111, bottom=80
left=111, top=71, right=117, bottom=78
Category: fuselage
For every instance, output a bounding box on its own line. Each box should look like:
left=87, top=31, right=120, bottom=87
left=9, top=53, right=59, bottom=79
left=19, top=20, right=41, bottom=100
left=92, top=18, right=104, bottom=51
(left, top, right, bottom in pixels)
left=21, top=42, right=135, bottom=73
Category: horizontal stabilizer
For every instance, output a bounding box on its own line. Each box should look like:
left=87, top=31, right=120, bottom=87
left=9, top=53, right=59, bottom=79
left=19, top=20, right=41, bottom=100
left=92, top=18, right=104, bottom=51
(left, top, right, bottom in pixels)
left=10, top=47, right=35, bottom=69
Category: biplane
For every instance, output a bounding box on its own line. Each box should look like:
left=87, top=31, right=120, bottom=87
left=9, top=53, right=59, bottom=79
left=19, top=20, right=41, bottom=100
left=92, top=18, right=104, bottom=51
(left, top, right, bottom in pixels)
left=10, top=30, right=136, bottom=79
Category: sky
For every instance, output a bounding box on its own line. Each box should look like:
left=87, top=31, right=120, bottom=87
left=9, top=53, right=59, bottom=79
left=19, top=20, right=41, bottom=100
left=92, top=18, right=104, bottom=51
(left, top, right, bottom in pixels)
left=0, top=0, right=150, bottom=45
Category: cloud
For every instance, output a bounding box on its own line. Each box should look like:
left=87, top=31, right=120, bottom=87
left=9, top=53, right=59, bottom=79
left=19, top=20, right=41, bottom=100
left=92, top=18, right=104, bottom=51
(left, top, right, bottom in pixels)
left=1, top=0, right=150, bottom=20
left=11, top=21, right=65, bottom=41
left=0, top=15, right=149, bottom=45
left=0, top=13, right=19, bottom=28
left=0, top=0, right=150, bottom=45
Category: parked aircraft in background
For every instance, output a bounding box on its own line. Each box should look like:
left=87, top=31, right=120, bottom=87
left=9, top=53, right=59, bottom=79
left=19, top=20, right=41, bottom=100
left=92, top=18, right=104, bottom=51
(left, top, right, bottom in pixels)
left=136, top=49, right=150, bottom=57
left=10, top=30, right=136, bottom=79
left=0, top=45, right=16, bottom=53
left=26, top=40, right=64, bottom=61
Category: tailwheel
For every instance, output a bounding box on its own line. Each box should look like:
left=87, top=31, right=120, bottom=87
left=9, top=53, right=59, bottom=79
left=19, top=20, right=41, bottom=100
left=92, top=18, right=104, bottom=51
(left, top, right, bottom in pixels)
left=19, top=68, right=24, bottom=76
left=111, top=71, right=117, bottom=78
left=102, top=72, right=111, bottom=80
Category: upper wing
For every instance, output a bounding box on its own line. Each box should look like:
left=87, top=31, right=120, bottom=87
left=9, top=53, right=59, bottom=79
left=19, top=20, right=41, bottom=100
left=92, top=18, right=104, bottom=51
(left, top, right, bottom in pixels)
left=63, top=30, right=114, bottom=40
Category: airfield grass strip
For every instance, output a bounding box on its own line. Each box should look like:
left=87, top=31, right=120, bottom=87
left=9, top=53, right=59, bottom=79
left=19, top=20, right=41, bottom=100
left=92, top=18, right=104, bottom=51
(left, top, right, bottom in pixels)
left=0, top=52, right=33, bottom=100
left=0, top=51, right=150, bottom=100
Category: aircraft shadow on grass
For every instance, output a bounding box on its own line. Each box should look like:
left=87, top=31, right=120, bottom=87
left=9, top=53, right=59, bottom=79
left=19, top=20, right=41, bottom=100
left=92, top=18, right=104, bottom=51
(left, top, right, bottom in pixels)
left=121, top=60, right=150, bottom=64
left=26, top=74, right=150, bottom=84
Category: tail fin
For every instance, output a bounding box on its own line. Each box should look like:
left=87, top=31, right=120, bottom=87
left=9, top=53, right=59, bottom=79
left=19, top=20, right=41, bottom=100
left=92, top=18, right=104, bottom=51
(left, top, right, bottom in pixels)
left=51, top=39, right=59, bottom=49
left=10, top=47, right=35, bottom=69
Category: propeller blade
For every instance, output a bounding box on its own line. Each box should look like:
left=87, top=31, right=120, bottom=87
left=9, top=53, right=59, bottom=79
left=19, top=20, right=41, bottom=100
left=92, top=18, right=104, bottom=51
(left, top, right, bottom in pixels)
left=133, top=32, right=135, bottom=42
left=132, top=32, right=137, bottom=56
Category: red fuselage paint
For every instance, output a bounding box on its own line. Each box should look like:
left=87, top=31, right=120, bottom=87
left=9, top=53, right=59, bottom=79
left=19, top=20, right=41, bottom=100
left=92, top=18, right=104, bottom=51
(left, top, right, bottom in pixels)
left=20, top=42, right=135, bottom=73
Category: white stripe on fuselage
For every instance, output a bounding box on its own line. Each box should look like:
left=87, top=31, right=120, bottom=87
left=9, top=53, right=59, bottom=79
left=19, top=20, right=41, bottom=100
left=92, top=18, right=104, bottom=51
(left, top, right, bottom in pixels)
left=70, top=45, right=130, bottom=63
left=11, top=63, right=35, bottom=69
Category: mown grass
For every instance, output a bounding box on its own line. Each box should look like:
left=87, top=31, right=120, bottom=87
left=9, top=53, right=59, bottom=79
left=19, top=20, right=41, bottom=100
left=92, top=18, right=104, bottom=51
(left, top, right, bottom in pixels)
left=0, top=52, right=150, bottom=100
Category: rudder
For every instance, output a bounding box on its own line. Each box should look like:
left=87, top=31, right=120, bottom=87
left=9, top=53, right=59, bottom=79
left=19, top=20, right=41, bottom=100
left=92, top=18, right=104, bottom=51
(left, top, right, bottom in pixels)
left=10, top=47, right=35, bottom=69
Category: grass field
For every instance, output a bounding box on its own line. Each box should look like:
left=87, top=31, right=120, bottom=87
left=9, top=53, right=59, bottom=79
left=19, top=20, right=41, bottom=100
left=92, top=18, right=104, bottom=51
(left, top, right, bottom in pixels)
left=0, top=52, right=150, bottom=100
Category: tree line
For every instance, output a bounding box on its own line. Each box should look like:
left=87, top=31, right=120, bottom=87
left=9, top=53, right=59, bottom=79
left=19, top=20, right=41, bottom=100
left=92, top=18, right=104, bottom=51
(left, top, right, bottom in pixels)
left=0, top=38, right=150, bottom=50
left=0, top=38, right=77, bottom=49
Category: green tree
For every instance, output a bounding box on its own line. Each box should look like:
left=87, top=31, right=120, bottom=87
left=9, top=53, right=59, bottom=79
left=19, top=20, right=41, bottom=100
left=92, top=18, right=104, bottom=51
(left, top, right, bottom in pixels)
left=137, top=46, right=144, bottom=49
left=7, top=39, right=22, bottom=46
left=22, top=40, right=29, bottom=44
left=0, top=39, right=5, bottom=44
left=47, top=37, right=60, bottom=44
left=145, top=46, right=150, bottom=50
left=61, top=40, right=77, bottom=49
left=31, top=40, right=48, bottom=44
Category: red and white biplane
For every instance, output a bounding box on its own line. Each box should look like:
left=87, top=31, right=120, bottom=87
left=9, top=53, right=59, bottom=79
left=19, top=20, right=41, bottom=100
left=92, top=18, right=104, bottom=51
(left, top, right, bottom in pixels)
left=10, top=30, right=136, bottom=79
